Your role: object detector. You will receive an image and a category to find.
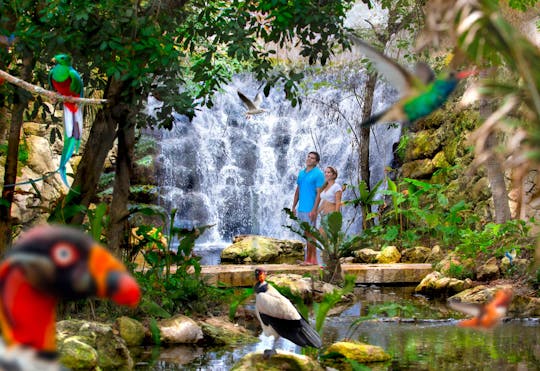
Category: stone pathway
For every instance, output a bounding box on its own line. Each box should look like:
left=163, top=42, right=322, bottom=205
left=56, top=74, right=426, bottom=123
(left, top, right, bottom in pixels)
left=200, top=263, right=433, bottom=287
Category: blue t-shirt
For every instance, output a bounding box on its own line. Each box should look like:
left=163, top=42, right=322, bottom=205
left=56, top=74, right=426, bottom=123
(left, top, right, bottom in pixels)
left=297, top=167, right=325, bottom=212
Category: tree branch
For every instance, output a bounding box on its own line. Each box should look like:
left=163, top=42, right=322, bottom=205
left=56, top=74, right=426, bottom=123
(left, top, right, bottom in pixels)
left=0, top=69, right=108, bottom=105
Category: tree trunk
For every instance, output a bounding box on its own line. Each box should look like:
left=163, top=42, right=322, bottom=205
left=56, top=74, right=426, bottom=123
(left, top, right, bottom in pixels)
left=62, top=78, right=128, bottom=225
left=359, top=73, right=377, bottom=186
left=0, top=49, right=34, bottom=252
left=485, top=132, right=512, bottom=223
left=324, top=254, right=343, bottom=285
left=479, top=73, right=511, bottom=224
left=358, top=73, right=377, bottom=229
left=106, top=121, right=135, bottom=256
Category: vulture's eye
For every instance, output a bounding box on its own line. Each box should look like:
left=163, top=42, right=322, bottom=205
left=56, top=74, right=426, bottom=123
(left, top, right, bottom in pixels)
left=51, top=243, right=79, bottom=267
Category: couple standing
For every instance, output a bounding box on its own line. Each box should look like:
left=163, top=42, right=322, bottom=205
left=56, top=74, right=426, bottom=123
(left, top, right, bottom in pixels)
left=291, top=151, right=342, bottom=266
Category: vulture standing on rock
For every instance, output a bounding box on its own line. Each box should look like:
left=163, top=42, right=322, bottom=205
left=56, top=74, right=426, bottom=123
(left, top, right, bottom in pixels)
left=0, top=225, right=141, bottom=370
left=253, top=267, right=322, bottom=358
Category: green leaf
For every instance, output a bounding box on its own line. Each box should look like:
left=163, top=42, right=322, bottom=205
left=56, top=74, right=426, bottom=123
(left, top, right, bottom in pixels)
left=140, top=298, right=172, bottom=319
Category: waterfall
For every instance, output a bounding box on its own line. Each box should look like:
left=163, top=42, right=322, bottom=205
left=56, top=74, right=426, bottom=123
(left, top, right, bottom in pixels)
left=153, top=67, right=401, bottom=262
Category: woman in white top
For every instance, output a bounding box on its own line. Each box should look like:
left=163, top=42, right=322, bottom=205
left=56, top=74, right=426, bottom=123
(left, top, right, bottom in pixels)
left=317, top=166, right=342, bottom=217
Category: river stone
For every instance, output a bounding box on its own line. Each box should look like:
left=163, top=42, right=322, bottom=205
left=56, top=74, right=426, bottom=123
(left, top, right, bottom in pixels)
left=436, top=253, right=475, bottom=278
left=116, top=316, right=146, bottom=346
left=448, top=284, right=513, bottom=305
left=268, top=273, right=351, bottom=303
left=323, top=341, right=391, bottom=364
left=426, top=245, right=445, bottom=263
left=57, top=319, right=133, bottom=369
left=353, top=248, right=379, bottom=263
left=523, top=297, right=540, bottom=316
left=10, top=134, right=67, bottom=224
left=159, top=314, right=204, bottom=344
left=231, top=350, right=323, bottom=371
left=476, top=256, right=500, bottom=281
left=58, top=336, right=99, bottom=370
left=199, top=316, right=258, bottom=345
left=220, top=235, right=304, bottom=264
left=404, top=129, right=443, bottom=161
left=415, top=271, right=473, bottom=294
left=158, top=346, right=204, bottom=365
left=401, top=158, right=435, bottom=178
left=401, top=246, right=431, bottom=263
left=432, top=151, right=450, bottom=169
left=376, top=246, right=401, bottom=264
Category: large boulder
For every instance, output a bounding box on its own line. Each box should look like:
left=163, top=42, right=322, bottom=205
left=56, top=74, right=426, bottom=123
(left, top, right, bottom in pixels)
left=435, top=253, right=475, bottom=279
left=158, top=314, right=204, bottom=344
left=268, top=273, right=353, bottom=304
left=199, top=316, right=258, bottom=346
left=220, top=235, right=304, bottom=264
left=401, top=246, right=431, bottom=263
left=8, top=134, right=68, bottom=224
left=116, top=316, right=146, bottom=347
left=232, top=351, right=323, bottom=371
left=322, top=341, right=391, bottom=368
left=449, top=285, right=512, bottom=303
left=56, top=319, right=133, bottom=370
left=475, top=256, right=500, bottom=281
left=59, top=336, right=99, bottom=370
left=353, top=248, right=379, bottom=263
left=376, top=246, right=401, bottom=264
left=415, top=271, right=473, bottom=295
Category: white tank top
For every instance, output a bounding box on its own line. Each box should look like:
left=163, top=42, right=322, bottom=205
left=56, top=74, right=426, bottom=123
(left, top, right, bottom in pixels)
left=320, top=183, right=342, bottom=203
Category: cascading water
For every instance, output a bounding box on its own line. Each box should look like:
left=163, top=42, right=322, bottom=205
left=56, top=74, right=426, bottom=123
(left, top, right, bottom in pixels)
left=153, top=68, right=401, bottom=263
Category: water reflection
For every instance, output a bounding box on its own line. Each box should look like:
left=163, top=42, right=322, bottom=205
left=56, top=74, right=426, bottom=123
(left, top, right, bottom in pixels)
left=134, top=286, right=540, bottom=370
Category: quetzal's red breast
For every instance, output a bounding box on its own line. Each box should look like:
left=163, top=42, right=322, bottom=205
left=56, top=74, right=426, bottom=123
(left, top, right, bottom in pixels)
left=51, top=78, right=79, bottom=112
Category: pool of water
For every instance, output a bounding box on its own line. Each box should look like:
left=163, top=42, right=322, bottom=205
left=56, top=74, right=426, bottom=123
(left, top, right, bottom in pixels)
left=134, top=286, right=540, bottom=370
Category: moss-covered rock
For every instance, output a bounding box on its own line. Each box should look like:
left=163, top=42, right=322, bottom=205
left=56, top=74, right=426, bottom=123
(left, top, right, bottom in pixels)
left=401, top=158, right=435, bottom=178
left=322, top=340, right=391, bottom=368
left=57, top=319, right=133, bottom=370
left=59, top=336, right=99, bottom=370
left=401, top=246, right=431, bottom=263
left=221, top=235, right=304, bottom=264
left=404, top=129, right=443, bottom=161
left=432, top=151, right=450, bottom=169
left=232, top=351, right=323, bottom=371
left=415, top=271, right=473, bottom=295
left=353, top=247, right=379, bottom=263
left=199, top=316, right=258, bottom=346
left=116, top=316, right=146, bottom=347
left=376, top=246, right=401, bottom=264
left=475, top=256, right=500, bottom=281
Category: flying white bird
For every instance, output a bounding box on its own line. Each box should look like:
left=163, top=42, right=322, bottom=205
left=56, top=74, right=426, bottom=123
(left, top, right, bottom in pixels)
left=237, top=90, right=266, bottom=119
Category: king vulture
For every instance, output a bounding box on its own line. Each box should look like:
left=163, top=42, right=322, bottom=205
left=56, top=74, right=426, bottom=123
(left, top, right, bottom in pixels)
left=0, top=225, right=141, bottom=370
left=254, top=267, right=322, bottom=358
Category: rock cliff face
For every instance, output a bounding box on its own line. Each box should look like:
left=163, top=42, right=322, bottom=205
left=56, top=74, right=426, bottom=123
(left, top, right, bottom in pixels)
left=0, top=122, right=70, bottom=227
left=397, top=106, right=539, bottom=229
left=2, top=120, right=159, bottom=230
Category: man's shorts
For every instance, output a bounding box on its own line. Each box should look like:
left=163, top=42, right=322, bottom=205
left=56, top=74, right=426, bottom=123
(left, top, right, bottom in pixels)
left=297, top=211, right=316, bottom=227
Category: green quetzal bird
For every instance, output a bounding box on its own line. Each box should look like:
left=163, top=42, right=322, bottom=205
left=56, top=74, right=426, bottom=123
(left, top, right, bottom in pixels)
left=48, top=54, right=84, bottom=187
left=350, top=36, right=477, bottom=127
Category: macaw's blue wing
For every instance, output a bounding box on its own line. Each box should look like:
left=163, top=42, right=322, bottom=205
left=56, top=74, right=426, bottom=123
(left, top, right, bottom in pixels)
left=59, top=136, right=79, bottom=187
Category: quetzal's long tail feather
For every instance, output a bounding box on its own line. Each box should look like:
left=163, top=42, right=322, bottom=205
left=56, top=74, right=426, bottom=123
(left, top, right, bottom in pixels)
left=59, top=136, right=79, bottom=187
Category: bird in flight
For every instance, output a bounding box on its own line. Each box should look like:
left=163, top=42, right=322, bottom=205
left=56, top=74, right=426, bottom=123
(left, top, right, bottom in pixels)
left=448, top=288, right=513, bottom=329
left=350, top=36, right=477, bottom=127
left=237, top=90, right=266, bottom=119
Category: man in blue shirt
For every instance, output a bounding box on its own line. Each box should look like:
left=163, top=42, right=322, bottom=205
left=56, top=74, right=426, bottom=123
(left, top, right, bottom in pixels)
left=292, top=151, right=325, bottom=265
